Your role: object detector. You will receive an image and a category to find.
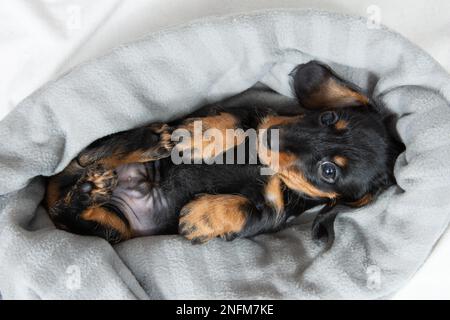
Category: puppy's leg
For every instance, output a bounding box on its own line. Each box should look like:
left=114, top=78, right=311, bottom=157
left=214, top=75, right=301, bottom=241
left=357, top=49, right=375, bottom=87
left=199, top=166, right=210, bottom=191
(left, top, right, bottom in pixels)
left=47, top=162, right=117, bottom=214
left=172, top=105, right=272, bottom=162
left=47, top=123, right=172, bottom=233
left=77, top=123, right=173, bottom=168
left=173, top=112, right=245, bottom=161
left=178, top=194, right=250, bottom=244
left=47, top=162, right=130, bottom=241
left=178, top=176, right=287, bottom=243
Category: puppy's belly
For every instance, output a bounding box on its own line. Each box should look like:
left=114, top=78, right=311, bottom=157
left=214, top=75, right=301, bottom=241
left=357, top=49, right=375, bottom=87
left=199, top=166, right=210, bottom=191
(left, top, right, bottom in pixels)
left=109, top=161, right=172, bottom=236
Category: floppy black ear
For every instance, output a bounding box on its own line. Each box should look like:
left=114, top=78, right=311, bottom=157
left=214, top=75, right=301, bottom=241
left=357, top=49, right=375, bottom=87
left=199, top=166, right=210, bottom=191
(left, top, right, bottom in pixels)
left=292, top=61, right=370, bottom=109
left=311, top=203, right=338, bottom=247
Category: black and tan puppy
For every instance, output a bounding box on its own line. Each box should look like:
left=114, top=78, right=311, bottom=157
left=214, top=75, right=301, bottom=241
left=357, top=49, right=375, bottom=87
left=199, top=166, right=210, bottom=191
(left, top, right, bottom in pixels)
left=45, top=61, right=403, bottom=244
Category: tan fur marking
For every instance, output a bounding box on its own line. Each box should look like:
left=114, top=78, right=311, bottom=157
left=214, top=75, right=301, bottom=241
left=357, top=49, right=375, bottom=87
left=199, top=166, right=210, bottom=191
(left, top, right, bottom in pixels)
left=149, top=123, right=174, bottom=151
left=257, top=115, right=303, bottom=170
left=179, top=194, right=248, bottom=243
left=175, top=112, right=245, bottom=160
left=335, top=119, right=348, bottom=130
left=348, top=193, right=373, bottom=207
left=278, top=152, right=297, bottom=168
left=279, top=168, right=337, bottom=199
left=333, top=155, right=348, bottom=168
left=258, top=115, right=304, bottom=130
left=45, top=178, right=60, bottom=209
left=86, top=168, right=116, bottom=198
left=258, top=146, right=297, bottom=171
left=81, top=207, right=131, bottom=239
left=309, top=79, right=369, bottom=108
left=264, top=175, right=284, bottom=215
left=98, top=151, right=143, bottom=168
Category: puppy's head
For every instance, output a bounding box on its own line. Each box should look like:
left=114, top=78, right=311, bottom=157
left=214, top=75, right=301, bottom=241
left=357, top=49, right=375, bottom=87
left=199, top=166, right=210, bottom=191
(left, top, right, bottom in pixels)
left=259, top=61, right=403, bottom=210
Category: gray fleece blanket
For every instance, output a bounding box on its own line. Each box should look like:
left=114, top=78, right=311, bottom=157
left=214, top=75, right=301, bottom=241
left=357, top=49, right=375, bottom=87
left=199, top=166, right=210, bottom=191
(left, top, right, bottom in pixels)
left=1, top=9, right=450, bottom=299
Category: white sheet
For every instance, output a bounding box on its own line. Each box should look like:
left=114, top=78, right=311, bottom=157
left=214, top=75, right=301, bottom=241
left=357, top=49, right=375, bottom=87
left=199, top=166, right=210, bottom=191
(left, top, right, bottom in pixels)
left=1, top=0, right=449, bottom=299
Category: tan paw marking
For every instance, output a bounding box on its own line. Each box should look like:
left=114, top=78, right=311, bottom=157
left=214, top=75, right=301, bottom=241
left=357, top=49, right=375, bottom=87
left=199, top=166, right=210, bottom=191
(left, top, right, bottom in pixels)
left=83, top=164, right=117, bottom=203
left=178, top=194, right=248, bottom=244
left=174, top=112, right=245, bottom=161
left=145, top=123, right=174, bottom=158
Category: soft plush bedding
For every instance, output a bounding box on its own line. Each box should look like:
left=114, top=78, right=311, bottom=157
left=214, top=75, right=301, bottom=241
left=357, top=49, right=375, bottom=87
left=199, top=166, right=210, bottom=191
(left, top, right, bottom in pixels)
left=0, top=9, right=450, bottom=299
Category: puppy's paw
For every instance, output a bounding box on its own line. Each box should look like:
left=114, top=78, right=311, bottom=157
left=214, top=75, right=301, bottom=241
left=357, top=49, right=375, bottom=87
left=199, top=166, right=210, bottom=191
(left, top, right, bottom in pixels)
left=173, top=113, right=244, bottom=161
left=142, top=123, right=175, bottom=160
left=78, top=164, right=117, bottom=204
left=178, top=194, right=248, bottom=244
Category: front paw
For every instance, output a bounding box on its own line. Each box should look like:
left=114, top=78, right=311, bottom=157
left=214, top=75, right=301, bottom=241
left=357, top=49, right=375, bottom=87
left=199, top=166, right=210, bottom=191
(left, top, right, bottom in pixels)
left=178, top=194, right=248, bottom=244
left=142, top=123, right=175, bottom=160
left=78, top=164, right=118, bottom=204
left=172, top=113, right=245, bottom=161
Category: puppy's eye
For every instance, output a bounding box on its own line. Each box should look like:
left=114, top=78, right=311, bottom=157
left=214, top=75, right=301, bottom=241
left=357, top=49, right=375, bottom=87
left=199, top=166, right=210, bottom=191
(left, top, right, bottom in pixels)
left=319, top=111, right=338, bottom=126
left=319, top=161, right=338, bottom=183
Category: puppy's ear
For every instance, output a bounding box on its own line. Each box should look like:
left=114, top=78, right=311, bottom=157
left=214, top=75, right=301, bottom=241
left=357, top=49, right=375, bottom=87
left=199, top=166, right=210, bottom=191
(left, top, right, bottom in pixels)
left=292, top=61, right=370, bottom=109
left=311, top=203, right=338, bottom=247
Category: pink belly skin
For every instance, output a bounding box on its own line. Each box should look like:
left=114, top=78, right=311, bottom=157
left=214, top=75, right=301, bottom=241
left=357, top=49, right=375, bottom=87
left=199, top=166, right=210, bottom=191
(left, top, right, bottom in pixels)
left=110, top=163, right=169, bottom=236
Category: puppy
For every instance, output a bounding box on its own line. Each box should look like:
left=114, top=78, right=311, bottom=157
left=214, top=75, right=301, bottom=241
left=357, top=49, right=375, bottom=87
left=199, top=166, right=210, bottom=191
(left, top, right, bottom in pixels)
left=45, top=61, right=403, bottom=244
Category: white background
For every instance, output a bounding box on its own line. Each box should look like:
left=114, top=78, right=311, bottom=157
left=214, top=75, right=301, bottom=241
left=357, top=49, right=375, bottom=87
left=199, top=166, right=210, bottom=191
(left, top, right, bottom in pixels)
left=0, top=0, right=449, bottom=299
